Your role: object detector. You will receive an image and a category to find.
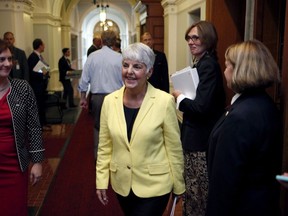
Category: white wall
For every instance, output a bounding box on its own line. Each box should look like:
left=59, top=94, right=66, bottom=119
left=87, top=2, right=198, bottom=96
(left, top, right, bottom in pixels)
left=162, top=0, right=206, bottom=76
left=0, top=1, right=34, bottom=55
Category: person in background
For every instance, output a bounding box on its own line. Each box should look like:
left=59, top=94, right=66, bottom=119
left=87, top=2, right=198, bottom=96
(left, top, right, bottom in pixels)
left=172, top=21, right=226, bottom=216
left=86, top=36, right=102, bottom=113
left=87, top=36, right=102, bottom=57
left=206, top=40, right=282, bottom=216
left=141, top=32, right=169, bottom=93
left=58, top=48, right=77, bottom=108
left=3, top=31, right=29, bottom=81
left=96, top=42, right=185, bottom=215
left=79, top=30, right=123, bottom=160
left=113, top=38, right=122, bottom=53
left=28, top=38, right=51, bottom=131
left=0, top=39, right=44, bottom=216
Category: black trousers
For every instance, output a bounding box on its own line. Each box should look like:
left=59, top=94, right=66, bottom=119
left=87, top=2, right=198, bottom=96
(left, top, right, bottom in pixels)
left=90, top=93, right=107, bottom=159
left=60, top=79, right=74, bottom=106
left=31, top=80, right=48, bottom=126
left=116, top=190, right=170, bottom=216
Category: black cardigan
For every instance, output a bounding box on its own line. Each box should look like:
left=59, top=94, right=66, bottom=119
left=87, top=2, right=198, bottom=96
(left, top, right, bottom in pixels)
left=7, top=79, right=44, bottom=171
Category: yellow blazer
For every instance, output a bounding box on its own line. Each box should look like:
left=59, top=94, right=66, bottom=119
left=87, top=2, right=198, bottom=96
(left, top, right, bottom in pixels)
left=96, top=83, right=185, bottom=197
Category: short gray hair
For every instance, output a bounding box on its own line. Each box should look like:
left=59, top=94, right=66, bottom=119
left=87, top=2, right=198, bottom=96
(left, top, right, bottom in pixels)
left=122, top=42, right=155, bottom=71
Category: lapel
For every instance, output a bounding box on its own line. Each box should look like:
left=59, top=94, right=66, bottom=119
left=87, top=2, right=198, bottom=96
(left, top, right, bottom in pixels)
left=130, top=84, right=155, bottom=144
left=114, top=87, right=129, bottom=146
left=210, top=112, right=227, bottom=136
left=211, top=93, right=245, bottom=134
left=65, top=57, right=71, bottom=66
left=114, top=84, right=156, bottom=147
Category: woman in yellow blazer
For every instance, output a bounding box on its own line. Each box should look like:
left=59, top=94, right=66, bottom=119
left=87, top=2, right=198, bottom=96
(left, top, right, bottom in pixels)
left=96, top=42, right=185, bottom=215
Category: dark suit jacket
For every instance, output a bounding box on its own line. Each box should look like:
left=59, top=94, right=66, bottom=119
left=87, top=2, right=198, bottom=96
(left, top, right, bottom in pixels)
left=207, top=90, right=282, bottom=216
left=10, top=46, right=29, bottom=81
left=87, top=45, right=98, bottom=57
left=58, top=56, right=73, bottom=81
left=27, top=52, right=48, bottom=92
left=179, top=53, right=225, bottom=152
left=148, top=49, right=169, bottom=93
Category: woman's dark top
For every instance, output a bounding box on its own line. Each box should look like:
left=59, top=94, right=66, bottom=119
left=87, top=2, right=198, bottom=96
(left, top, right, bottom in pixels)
left=124, top=105, right=140, bottom=142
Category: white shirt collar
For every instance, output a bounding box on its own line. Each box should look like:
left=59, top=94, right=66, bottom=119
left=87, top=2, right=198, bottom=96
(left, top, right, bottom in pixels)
left=231, top=93, right=241, bottom=105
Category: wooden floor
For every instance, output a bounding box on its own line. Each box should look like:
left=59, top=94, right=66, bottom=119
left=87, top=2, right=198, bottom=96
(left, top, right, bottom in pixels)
left=27, top=109, right=183, bottom=216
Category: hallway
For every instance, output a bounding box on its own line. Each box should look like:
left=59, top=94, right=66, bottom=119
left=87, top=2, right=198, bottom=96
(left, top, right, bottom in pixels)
left=27, top=108, right=183, bottom=216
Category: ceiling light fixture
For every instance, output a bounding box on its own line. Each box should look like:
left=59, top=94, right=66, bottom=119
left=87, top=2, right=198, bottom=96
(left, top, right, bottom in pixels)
left=93, top=0, right=109, bottom=22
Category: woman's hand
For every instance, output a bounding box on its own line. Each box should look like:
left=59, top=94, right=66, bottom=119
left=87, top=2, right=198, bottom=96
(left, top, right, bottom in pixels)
left=172, top=90, right=182, bottom=100
left=96, top=189, right=109, bottom=206
left=277, top=172, right=288, bottom=189
left=30, top=163, right=42, bottom=185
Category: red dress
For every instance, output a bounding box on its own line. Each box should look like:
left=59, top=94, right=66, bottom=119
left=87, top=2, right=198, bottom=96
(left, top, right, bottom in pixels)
left=0, top=88, right=28, bottom=216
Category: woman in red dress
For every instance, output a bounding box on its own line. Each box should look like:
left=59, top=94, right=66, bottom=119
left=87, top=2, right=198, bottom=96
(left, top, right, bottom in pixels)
left=0, top=39, right=44, bottom=215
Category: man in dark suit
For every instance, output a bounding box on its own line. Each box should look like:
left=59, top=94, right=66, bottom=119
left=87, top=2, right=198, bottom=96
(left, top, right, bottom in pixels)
left=28, top=38, right=51, bottom=130
left=87, top=37, right=102, bottom=57
left=3, top=32, right=29, bottom=81
left=112, top=38, right=122, bottom=53
left=58, top=48, right=76, bottom=108
left=141, top=32, right=169, bottom=93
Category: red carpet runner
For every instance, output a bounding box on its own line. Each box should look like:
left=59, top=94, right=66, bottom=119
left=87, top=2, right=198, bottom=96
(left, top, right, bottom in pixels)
left=40, top=110, right=124, bottom=216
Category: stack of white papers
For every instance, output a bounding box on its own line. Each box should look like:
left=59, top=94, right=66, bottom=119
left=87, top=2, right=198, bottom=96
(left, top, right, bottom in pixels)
left=33, top=60, right=50, bottom=73
left=65, top=70, right=82, bottom=79
left=169, top=196, right=178, bottom=216
left=171, top=66, right=199, bottom=99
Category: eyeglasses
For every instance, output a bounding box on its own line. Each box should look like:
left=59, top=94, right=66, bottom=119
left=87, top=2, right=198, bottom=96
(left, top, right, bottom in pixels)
left=0, top=56, right=13, bottom=63
left=185, top=35, right=200, bottom=42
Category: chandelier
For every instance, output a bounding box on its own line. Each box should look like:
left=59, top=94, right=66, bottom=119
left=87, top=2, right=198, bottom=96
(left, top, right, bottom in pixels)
left=100, top=20, right=113, bottom=31
left=92, top=0, right=109, bottom=22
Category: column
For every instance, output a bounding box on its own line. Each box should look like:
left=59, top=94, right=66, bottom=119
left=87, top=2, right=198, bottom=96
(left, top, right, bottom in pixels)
left=0, top=0, right=34, bottom=54
left=33, top=13, right=62, bottom=91
left=161, top=0, right=177, bottom=76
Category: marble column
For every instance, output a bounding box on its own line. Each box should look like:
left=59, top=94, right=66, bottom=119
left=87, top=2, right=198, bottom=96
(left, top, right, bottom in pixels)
left=0, top=0, right=34, bottom=54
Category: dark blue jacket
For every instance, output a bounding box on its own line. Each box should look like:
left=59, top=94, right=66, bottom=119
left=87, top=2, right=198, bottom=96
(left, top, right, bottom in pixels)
left=207, top=90, right=282, bottom=216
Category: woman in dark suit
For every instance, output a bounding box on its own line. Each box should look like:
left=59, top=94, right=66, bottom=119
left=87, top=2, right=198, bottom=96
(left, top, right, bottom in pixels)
left=172, top=21, right=226, bottom=216
left=206, top=40, right=282, bottom=216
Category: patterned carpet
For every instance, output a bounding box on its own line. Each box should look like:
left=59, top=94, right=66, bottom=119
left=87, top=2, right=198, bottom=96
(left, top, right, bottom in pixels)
left=28, top=105, right=80, bottom=216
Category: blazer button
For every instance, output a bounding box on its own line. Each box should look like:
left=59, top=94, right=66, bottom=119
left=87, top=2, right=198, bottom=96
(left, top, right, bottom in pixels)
left=127, top=165, right=131, bottom=169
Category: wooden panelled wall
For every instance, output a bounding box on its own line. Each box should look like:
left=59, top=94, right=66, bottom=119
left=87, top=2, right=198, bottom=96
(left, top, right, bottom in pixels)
left=141, top=0, right=164, bottom=52
left=206, top=0, right=246, bottom=103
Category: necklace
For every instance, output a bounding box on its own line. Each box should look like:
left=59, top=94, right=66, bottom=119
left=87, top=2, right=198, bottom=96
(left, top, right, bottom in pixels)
left=0, top=82, right=11, bottom=92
